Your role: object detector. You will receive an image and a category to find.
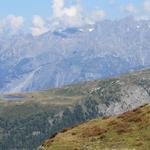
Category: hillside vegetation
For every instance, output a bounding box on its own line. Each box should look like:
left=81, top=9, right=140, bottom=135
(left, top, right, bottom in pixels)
left=39, top=104, right=150, bottom=150
left=0, top=68, right=149, bottom=149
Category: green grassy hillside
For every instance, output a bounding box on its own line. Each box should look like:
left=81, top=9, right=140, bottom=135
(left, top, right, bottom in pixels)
left=39, top=104, right=150, bottom=150
left=0, top=68, right=149, bottom=150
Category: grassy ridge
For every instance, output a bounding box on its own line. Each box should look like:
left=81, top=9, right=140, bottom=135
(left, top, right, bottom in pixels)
left=39, top=104, right=150, bottom=150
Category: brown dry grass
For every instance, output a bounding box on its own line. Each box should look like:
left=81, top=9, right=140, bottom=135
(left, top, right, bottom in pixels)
left=40, top=104, right=150, bottom=150
left=82, top=126, right=107, bottom=138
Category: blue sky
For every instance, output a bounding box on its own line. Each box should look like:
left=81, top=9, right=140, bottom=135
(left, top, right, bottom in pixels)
left=0, top=0, right=146, bottom=19
left=0, top=0, right=52, bottom=19
left=0, top=0, right=149, bottom=36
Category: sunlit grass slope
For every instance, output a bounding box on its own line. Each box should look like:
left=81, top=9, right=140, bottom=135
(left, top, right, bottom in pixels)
left=39, top=104, right=150, bottom=150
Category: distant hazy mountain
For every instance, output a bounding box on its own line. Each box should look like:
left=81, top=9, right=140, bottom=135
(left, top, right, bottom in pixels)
left=0, top=17, right=150, bottom=93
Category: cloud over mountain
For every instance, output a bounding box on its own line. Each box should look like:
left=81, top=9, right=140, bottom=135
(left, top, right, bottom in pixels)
left=144, top=0, right=150, bottom=12
left=0, top=15, right=24, bottom=34
left=52, top=0, right=81, bottom=17
left=123, top=3, right=137, bottom=14
left=6, top=15, right=24, bottom=29
left=31, top=15, right=48, bottom=36
left=45, top=0, right=106, bottom=32
left=0, top=0, right=150, bottom=36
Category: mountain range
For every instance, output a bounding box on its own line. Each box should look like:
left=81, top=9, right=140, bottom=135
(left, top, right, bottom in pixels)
left=0, top=17, right=150, bottom=93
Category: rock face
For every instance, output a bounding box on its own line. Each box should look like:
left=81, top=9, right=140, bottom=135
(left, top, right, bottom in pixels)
left=0, top=68, right=149, bottom=150
left=0, top=17, right=150, bottom=93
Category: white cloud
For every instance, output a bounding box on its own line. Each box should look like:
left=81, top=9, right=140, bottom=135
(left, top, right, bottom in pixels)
left=31, top=27, right=48, bottom=36
left=31, top=15, right=48, bottom=36
left=6, top=15, right=24, bottom=29
left=16, top=0, right=107, bottom=36
left=90, top=10, right=106, bottom=22
left=32, top=15, right=45, bottom=27
left=50, top=0, right=106, bottom=28
left=52, top=0, right=80, bottom=18
left=123, top=3, right=137, bottom=14
left=64, top=6, right=79, bottom=17
left=143, top=0, right=150, bottom=12
left=52, top=0, right=64, bottom=17
left=83, top=9, right=106, bottom=25
left=0, top=15, right=24, bottom=35
left=51, top=0, right=83, bottom=27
